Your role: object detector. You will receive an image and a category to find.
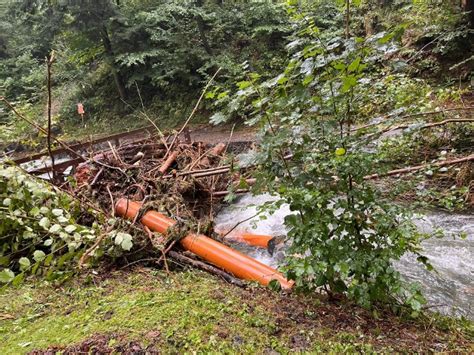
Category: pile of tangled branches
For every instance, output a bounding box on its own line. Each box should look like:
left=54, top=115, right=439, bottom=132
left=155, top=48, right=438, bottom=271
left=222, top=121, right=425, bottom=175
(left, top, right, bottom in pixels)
left=71, top=138, right=235, bottom=220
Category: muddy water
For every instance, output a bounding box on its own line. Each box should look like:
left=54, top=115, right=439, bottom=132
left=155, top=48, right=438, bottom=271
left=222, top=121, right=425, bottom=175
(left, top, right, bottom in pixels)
left=215, top=193, right=474, bottom=319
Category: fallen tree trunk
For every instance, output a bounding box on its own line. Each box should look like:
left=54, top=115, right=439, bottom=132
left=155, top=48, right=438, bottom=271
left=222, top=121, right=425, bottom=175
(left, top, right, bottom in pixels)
left=364, top=154, right=474, bottom=180
left=168, top=251, right=245, bottom=287
left=374, top=118, right=474, bottom=137
left=352, top=106, right=474, bottom=132
left=211, top=155, right=474, bottom=196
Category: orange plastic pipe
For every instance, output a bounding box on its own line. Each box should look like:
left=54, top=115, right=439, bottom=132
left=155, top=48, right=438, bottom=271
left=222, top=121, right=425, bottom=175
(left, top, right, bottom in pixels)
left=233, top=233, right=273, bottom=248
left=115, top=198, right=293, bottom=289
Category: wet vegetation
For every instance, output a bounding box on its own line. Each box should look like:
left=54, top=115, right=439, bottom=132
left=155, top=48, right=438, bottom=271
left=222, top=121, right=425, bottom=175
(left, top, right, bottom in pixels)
left=1, top=271, right=472, bottom=353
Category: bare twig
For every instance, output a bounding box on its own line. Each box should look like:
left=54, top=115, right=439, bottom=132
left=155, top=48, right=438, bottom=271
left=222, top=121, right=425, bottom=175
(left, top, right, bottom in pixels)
left=133, top=81, right=169, bottom=150
left=165, top=67, right=222, bottom=158
left=90, top=167, right=105, bottom=186
left=1, top=98, right=85, bottom=161
left=212, top=189, right=249, bottom=197
left=106, top=185, right=115, bottom=217
left=163, top=164, right=232, bottom=178
left=185, top=145, right=216, bottom=171
left=46, top=51, right=56, bottom=181
left=156, top=240, right=177, bottom=264
left=189, top=168, right=230, bottom=179
left=168, top=251, right=245, bottom=287
left=220, top=212, right=261, bottom=239
left=222, top=124, right=236, bottom=160
left=352, top=106, right=474, bottom=132
left=379, top=118, right=474, bottom=135
left=79, top=226, right=113, bottom=268
left=407, top=31, right=447, bottom=63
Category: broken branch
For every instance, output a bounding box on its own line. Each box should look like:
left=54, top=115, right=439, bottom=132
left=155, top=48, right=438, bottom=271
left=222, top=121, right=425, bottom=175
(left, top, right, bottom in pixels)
left=158, top=150, right=179, bottom=175
left=364, top=154, right=474, bottom=180
left=165, top=67, right=222, bottom=158
left=168, top=250, right=245, bottom=287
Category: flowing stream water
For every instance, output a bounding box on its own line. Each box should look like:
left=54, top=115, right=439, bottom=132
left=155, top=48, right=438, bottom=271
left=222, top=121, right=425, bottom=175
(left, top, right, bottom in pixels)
left=215, top=193, right=474, bottom=320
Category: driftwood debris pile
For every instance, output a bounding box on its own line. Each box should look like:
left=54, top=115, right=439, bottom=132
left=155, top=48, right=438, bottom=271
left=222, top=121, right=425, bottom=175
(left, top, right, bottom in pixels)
left=71, top=135, right=251, bottom=222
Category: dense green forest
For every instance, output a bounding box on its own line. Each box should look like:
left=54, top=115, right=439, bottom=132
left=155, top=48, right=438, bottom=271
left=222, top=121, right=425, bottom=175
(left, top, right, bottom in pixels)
left=1, top=0, right=292, bottom=140
left=1, top=0, right=472, bottom=140
left=0, top=0, right=473, bottom=353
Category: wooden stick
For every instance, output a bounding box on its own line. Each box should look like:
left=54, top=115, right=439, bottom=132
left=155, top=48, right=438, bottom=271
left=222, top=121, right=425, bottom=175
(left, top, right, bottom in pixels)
left=364, top=154, right=474, bottom=180
left=156, top=240, right=177, bottom=265
left=210, top=155, right=474, bottom=194
left=212, top=189, right=249, bottom=197
left=90, top=167, right=105, bottom=186
left=1, top=98, right=130, bottom=177
left=133, top=81, right=169, bottom=151
left=79, top=226, right=113, bottom=268
left=190, top=168, right=230, bottom=179
left=168, top=250, right=245, bottom=287
left=165, top=67, right=222, bottom=158
left=46, top=51, right=56, bottom=181
left=379, top=118, right=474, bottom=135
left=187, top=142, right=226, bottom=171
left=222, top=124, right=236, bottom=159
left=200, top=142, right=226, bottom=167
left=158, top=150, right=179, bottom=175
left=191, top=169, right=230, bottom=178
left=163, top=164, right=232, bottom=178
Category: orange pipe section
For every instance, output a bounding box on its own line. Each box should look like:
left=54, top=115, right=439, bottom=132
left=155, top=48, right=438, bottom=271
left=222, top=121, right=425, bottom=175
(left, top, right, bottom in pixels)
left=240, top=233, right=273, bottom=248
left=222, top=232, right=273, bottom=248
left=115, top=199, right=293, bottom=289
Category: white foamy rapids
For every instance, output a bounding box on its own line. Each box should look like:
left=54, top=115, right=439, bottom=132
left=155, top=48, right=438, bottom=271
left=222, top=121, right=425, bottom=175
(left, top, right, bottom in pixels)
left=214, top=193, right=292, bottom=238
left=394, top=213, right=474, bottom=319
left=215, top=193, right=474, bottom=319
left=214, top=193, right=292, bottom=268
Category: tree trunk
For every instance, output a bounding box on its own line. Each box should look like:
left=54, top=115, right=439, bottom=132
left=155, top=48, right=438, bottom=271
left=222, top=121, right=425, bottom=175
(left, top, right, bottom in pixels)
left=100, top=26, right=127, bottom=101
left=195, top=0, right=213, bottom=56
left=462, top=0, right=474, bottom=27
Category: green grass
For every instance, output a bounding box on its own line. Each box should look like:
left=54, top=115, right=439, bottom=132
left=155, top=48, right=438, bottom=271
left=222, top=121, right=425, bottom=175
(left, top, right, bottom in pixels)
left=0, top=271, right=285, bottom=353
left=0, top=269, right=472, bottom=354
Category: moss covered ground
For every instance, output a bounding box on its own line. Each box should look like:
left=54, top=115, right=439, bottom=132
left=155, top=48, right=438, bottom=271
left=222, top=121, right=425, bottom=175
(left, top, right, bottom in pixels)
left=0, top=269, right=472, bottom=354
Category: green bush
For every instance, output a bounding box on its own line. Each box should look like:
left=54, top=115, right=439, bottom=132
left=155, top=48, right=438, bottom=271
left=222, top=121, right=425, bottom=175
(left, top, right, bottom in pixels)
left=215, top=1, right=434, bottom=312
left=0, top=164, right=133, bottom=286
